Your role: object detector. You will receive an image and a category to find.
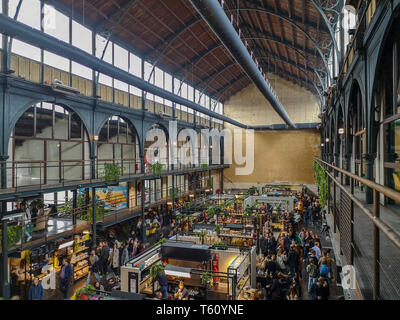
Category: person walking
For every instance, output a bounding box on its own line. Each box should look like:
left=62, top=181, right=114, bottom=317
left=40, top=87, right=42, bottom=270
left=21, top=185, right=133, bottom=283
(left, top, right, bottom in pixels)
left=28, top=277, right=44, bottom=300
left=307, top=204, right=314, bottom=226
left=276, top=249, right=288, bottom=273
left=59, top=258, right=73, bottom=299
left=306, top=257, right=319, bottom=295
left=319, top=258, right=332, bottom=285
left=86, top=249, right=101, bottom=287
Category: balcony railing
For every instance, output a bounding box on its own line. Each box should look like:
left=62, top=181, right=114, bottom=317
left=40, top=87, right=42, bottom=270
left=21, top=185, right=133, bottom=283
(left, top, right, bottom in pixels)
left=0, top=157, right=223, bottom=193
left=314, top=158, right=400, bottom=300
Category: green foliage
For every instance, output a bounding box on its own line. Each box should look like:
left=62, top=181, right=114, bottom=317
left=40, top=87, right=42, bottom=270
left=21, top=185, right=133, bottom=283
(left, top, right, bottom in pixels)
left=213, top=241, right=227, bottom=249
left=201, top=163, right=209, bottom=169
left=169, top=187, right=180, bottom=199
left=77, top=284, right=97, bottom=296
left=150, top=264, right=165, bottom=280
left=313, top=160, right=329, bottom=207
left=220, top=200, right=234, bottom=212
left=103, top=163, right=123, bottom=184
left=148, top=162, right=164, bottom=178
left=248, top=186, right=259, bottom=195
left=0, top=225, right=22, bottom=248
left=156, top=238, right=167, bottom=246
left=206, top=205, right=221, bottom=216
left=215, top=224, right=221, bottom=235
left=201, top=272, right=213, bottom=287
left=243, top=200, right=260, bottom=218
left=78, top=201, right=109, bottom=224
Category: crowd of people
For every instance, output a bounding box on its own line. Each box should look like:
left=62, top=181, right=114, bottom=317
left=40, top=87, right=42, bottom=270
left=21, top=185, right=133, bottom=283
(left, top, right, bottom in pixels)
left=19, top=188, right=336, bottom=301
left=256, top=191, right=336, bottom=300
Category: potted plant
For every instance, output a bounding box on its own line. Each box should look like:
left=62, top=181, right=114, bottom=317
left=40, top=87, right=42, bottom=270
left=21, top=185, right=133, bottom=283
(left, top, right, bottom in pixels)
left=201, top=163, right=209, bottom=169
left=150, top=263, right=166, bottom=294
left=213, top=241, right=227, bottom=250
left=148, top=162, right=164, bottom=178
left=103, top=163, right=123, bottom=185
left=197, top=230, right=207, bottom=244
left=201, top=272, right=214, bottom=288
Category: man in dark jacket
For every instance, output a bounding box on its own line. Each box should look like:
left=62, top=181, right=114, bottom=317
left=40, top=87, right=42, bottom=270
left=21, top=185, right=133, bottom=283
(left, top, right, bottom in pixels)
left=29, top=277, right=44, bottom=300
left=265, top=272, right=280, bottom=300
left=264, top=255, right=278, bottom=275
left=100, top=241, right=110, bottom=276
left=157, top=269, right=169, bottom=299
left=310, top=278, right=330, bottom=300
left=60, top=258, right=73, bottom=299
left=86, top=249, right=101, bottom=287
left=287, top=245, right=299, bottom=276
left=266, top=233, right=277, bottom=254
left=259, top=235, right=268, bottom=256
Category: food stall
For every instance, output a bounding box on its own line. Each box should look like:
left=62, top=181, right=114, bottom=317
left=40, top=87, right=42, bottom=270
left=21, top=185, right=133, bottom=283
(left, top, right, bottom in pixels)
left=120, top=239, right=254, bottom=300
left=8, top=230, right=92, bottom=300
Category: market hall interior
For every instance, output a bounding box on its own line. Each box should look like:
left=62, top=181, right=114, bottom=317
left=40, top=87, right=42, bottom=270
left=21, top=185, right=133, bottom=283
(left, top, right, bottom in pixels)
left=0, top=0, right=399, bottom=302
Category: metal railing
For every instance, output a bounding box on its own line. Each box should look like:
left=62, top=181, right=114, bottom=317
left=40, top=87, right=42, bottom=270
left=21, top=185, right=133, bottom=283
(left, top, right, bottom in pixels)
left=314, top=158, right=400, bottom=300
left=0, top=157, right=220, bottom=193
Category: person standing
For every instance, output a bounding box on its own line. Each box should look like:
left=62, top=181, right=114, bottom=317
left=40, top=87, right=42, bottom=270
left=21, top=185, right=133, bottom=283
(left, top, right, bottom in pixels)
left=157, top=267, right=169, bottom=299
left=28, top=277, right=44, bottom=300
left=287, top=244, right=299, bottom=277
left=86, top=249, right=101, bottom=287
left=100, top=241, right=110, bottom=277
left=59, top=258, right=73, bottom=299
left=112, top=242, right=120, bottom=276
left=30, top=204, right=38, bottom=228
left=120, top=242, right=129, bottom=266
left=21, top=204, right=32, bottom=243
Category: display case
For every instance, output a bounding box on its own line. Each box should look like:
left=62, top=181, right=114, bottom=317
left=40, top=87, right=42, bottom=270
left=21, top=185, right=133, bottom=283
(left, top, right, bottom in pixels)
left=227, top=251, right=251, bottom=299
left=120, top=245, right=162, bottom=294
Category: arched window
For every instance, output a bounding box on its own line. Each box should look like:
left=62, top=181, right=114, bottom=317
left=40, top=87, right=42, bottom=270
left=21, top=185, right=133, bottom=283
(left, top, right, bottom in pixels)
left=9, top=102, right=90, bottom=187
left=378, top=29, right=400, bottom=194
left=97, top=116, right=139, bottom=176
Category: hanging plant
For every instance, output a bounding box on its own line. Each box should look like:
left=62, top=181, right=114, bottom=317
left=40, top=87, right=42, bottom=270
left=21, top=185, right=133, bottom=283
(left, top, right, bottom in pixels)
left=103, top=163, right=123, bottom=184
left=313, top=160, right=329, bottom=207
left=148, top=162, right=164, bottom=178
